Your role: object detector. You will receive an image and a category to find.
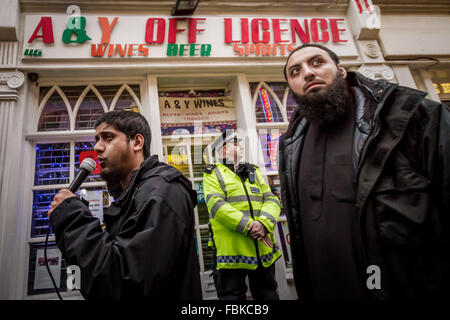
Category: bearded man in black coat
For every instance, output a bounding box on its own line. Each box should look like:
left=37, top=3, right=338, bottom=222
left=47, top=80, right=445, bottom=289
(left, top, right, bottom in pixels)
left=278, top=44, right=450, bottom=300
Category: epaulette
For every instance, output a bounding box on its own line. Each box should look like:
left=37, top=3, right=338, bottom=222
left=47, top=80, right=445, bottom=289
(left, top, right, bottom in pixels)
left=204, top=163, right=217, bottom=174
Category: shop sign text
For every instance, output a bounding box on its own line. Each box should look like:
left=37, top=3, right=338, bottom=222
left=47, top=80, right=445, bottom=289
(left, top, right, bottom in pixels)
left=25, top=5, right=351, bottom=59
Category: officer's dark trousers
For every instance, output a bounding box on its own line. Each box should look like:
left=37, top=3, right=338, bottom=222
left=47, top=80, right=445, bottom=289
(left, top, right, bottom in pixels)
left=213, top=263, right=279, bottom=300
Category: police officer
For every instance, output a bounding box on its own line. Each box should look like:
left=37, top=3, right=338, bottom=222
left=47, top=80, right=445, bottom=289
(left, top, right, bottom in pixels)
left=203, top=130, right=281, bottom=300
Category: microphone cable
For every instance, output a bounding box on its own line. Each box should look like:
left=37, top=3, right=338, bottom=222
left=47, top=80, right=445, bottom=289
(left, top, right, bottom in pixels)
left=43, top=158, right=96, bottom=300
left=44, top=223, right=63, bottom=300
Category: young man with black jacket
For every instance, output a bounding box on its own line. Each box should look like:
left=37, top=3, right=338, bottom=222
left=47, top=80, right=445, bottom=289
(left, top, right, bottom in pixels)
left=278, top=44, right=450, bottom=299
left=47, top=110, right=202, bottom=300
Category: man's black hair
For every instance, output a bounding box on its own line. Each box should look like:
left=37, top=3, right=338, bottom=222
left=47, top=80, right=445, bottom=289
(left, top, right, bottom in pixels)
left=95, top=110, right=151, bottom=159
left=283, top=43, right=340, bottom=80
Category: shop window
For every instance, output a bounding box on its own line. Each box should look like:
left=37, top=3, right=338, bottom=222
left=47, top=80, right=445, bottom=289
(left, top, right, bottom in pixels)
left=94, top=85, right=123, bottom=109
left=434, top=82, right=450, bottom=95
left=34, top=143, right=70, bottom=186
left=166, top=145, right=190, bottom=176
left=250, top=81, right=297, bottom=124
left=74, top=141, right=103, bottom=183
left=258, top=130, right=283, bottom=173
left=195, top=180, right=209, bottom=226
left=250, top=81, right=290, bottom=172
left=200, top=228, right=215, bottom=271
left=60, top=86, right=85, bottom=110
left=29, top=83, right=142, bottom=297
left=75, top=86, right=107, bottom=130
left=285, top=90, right=297, bottom=122
left=249, top=82, right=296, bottom=123
left=268, top=175, right=291, bottom=269
left=251, top=82, right=283, bottom=123
left=38, top=87, right=71, bottom=131
left=27, top=242, right=68, bottom=296
left=159, top=89, right=236, bottom=135
left=31, top=188, right=60, bottom=238
left=430, top=68, right=450, bottom=108
left=112, top=84, right=141, bottom=112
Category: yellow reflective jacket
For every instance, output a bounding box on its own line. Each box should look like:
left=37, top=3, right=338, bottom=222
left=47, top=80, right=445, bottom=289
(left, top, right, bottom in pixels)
left=203, top=162, right=281, bottom=270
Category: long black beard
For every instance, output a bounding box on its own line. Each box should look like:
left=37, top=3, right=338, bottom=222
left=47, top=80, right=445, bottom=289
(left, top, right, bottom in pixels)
left=292, top=72, right=350, bottom=125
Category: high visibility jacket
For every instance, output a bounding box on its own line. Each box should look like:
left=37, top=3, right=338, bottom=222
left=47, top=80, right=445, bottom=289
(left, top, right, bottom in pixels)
left=203, top=162, right=281, bottom=270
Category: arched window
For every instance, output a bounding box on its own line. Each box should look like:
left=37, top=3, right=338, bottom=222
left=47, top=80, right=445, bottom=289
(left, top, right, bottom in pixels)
left=249, top=80, right=296, bottom=272
left=111, top=84, right=141, bottom=112
left=37, top=84, right=142, bottom=132
left=74, top=85, right=108, bottom=130
left=251, top=82, right=285, bottom=123
left=38, top=86, right=71, bottom=131
left=249, top=81, right=297, bottom=172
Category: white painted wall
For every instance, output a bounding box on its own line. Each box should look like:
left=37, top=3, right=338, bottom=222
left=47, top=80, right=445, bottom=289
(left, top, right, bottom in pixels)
left=144, top=75, right=163, bottom=159
left=0, top=77, right=30, bottom=299
left=392, top=65, right=417, bottom=88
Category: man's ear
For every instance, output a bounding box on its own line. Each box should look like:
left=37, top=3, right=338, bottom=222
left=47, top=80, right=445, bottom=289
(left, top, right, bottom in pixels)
left=338, top=64, right=347, bottom=79
left=132, top=134, right=145, bottom=153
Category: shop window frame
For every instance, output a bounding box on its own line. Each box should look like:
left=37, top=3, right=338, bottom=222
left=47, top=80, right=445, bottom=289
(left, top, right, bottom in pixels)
left=250, top=80, right=294, bottom=276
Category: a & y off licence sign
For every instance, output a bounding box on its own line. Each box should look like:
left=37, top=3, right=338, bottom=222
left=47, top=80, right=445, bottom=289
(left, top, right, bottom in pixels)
left=23, top=9, right=358, bottom=60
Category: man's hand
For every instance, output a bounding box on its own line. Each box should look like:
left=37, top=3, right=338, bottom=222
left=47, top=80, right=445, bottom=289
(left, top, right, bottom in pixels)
left=247, top=221, right=266, bottom=241
left=47, top=188, right=76, bottom=217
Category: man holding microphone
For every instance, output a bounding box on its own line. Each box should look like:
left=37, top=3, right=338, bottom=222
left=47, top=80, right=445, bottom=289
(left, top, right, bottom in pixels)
left=48, top=110, right=202, bottom=300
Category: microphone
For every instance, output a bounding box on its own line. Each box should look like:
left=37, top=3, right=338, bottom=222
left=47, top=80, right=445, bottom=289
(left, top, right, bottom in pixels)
left=69, top=157, right=97, bottom=192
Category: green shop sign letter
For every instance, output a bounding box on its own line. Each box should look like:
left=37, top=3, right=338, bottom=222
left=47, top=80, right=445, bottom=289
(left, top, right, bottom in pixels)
left=24, top=49, right=42, bottom=57
left=62, top=16, right=91, bottom=44
left=166, top=43, right=211, bottom=57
